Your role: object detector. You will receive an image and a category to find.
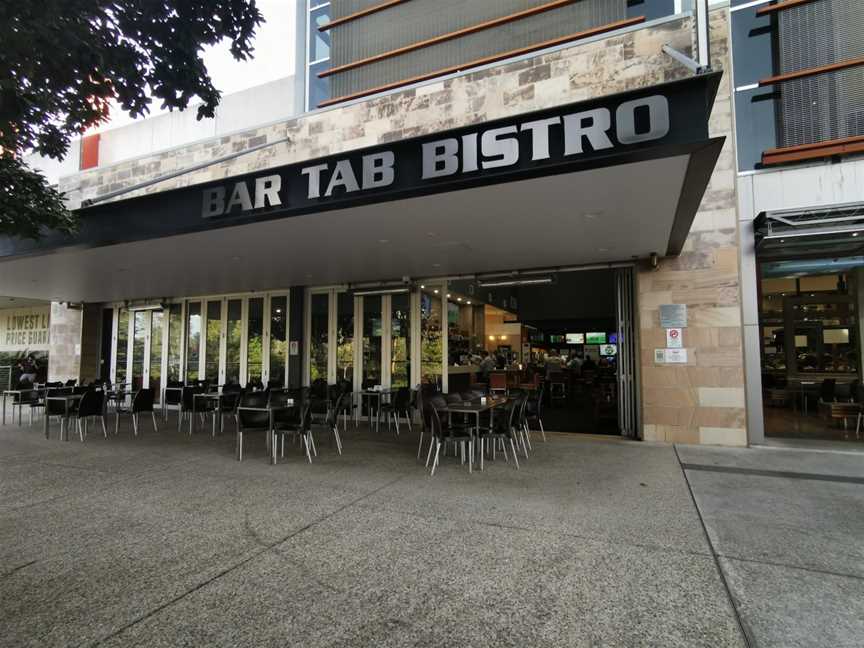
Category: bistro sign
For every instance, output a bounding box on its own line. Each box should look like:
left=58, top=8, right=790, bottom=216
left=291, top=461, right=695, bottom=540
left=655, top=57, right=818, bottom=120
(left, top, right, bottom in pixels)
left=0, top=73, right=721, bottom=259
left=202, top=93, right=673, bottom=218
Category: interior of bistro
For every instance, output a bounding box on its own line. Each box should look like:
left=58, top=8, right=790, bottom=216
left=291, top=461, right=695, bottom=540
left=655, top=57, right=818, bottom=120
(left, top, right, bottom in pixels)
left=760, top=258, right=864, bottom=443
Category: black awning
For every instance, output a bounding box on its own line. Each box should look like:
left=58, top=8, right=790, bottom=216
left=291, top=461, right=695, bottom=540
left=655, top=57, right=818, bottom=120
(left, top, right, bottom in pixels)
left=754, top=202, right=864, bottom=260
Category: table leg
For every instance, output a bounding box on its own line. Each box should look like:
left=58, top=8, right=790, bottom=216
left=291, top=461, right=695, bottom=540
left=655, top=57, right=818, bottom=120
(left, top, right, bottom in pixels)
left=44, top=408, right=49, bottom=439
left=2, top=393, right=6, bottom=425
left=475, top=412, right=481, bottom=471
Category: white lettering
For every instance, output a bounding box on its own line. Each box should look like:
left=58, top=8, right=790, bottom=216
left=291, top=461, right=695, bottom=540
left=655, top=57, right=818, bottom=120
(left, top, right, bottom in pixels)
left=225, top=182, right=253, bottom=213
left=362, top=152, right=395, bottom=189
left=422, top=139, right=459, bottom=178
left=521, top=117, right=561, bottom=161
left=301, top=163, right=329, bottom=199
left=325, top=159, right=361, bottom=197
left=562, top=108, right=613, bottom=155
left=202, top=187, right=225, bottom=218
left=461, top=133, right=479, bottom=173
left=481, top=126, right=519, bottom=169
left=616, top=95, right=670, bottom=144
left=254, top=174, right=282, bottom=208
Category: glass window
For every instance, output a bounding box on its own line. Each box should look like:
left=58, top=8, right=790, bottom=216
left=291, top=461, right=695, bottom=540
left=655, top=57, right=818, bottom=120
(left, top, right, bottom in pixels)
left=205, top=301, right=222, bottom=383
left=308, top=59, right=331, bottom=110
left=116, top=308, right=129, bottom=386
left=150, top=311, right=163, bottom=399
left=391, top=292, right=411, bottom=388
left=167, top=304, right=183, bottom=382
left=131, top=311, right=147, bottom=390
left=309, top=5, right=331, bottom=62
left=269, top=296, right=288, bottom=386
left=421, top=288, right=443, bottom=388
left=362, top=296, right=382, bottom=387
left=186, top=302, right=202, bottom=382
left=309, top=293, right=329, bottom=383
left=225, top=299, right=242, bottom=385
left=336, top=292, right=354, bottom=386
left=247, top=297, right=264, bottom=384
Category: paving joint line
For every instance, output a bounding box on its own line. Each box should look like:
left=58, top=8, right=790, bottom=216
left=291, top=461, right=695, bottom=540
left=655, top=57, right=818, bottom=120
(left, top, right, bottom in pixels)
left=681, top=462, right=864, bottom=485
left=352, top=498, right=717, bottom=561
left=717, top=553, right=864, bottom=583
left=674, top=445, right=755, bottom=648
left=85, top=473, right=410, bottom=647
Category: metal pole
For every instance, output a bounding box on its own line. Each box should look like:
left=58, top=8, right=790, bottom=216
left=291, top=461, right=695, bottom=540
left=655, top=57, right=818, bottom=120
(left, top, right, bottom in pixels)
left=695, top=0, right=711, bottom=71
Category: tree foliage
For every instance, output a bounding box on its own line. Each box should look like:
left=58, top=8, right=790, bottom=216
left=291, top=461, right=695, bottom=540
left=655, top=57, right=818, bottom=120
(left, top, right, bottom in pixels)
left=0, top=0, right=263, bottom=239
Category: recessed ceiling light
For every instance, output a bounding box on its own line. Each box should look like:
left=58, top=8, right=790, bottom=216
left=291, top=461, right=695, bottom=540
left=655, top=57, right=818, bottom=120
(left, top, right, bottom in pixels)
left=853, top=233, right=860, bottom=237
left=378, top=239, right=389, bottom=244
left=466, top=301, right=471, bottom=305
left=231, top=255, right=241, bottom=261
left=583, top=213, right=600, bottom=220
left=433, top=289, right=439, bottom=294
left=598, top=248, right=608, bottom=252
left=446, top=294, right=451, bottom=298
left=420, top=285, right=425, bottom=289
left=432, top=263, right=441, bottom=268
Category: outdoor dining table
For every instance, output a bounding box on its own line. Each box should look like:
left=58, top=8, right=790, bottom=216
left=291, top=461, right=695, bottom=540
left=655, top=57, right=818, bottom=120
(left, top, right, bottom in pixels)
left=2, top=389, right=27, bottom=425
left=44, top=393, right=83, bottom=441
left=437, top=396, right=508, bottom=472
left=357, top=389, right=392, bottom=432
left=192, top=392, right=225, bottom=436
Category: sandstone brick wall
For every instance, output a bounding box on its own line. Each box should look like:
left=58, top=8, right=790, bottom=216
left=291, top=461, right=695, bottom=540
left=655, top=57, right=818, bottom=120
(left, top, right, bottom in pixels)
left=638, top=10, right=746, bottom=446
left=58, top=11, right=746, bottom=445
left=47, top=303, right=83, bottom=383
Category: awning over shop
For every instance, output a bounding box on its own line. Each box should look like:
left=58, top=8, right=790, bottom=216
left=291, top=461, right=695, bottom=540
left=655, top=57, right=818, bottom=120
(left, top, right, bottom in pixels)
left=754, top=202, right=864, bottom=261
left=0, top=73, right=724, bottom=303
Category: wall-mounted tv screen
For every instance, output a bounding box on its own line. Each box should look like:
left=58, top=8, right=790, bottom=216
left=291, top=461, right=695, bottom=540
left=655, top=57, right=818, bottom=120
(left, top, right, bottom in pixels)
left=600, top=344, right=617, bottom=357
left=549, top=334, right=565, bottom=344
left=586, top=332, right=606, bottom=345
left=565, top=333, right=584, bottom=344
left=608, top=333, right=618, bottom=344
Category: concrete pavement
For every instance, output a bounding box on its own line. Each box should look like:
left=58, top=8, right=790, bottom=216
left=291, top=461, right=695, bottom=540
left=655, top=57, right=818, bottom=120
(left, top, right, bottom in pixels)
left=2, top=415, right=859, bottom=647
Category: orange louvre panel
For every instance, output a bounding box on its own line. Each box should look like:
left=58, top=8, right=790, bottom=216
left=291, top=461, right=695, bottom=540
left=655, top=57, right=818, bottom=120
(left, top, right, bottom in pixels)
left=79, top=133, right=100, bottom=170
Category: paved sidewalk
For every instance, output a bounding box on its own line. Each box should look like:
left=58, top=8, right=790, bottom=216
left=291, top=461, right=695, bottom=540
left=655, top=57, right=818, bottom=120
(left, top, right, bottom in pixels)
left=677, top=444, right=864, bottom=648
left=1, top=419, right=743, bottom=647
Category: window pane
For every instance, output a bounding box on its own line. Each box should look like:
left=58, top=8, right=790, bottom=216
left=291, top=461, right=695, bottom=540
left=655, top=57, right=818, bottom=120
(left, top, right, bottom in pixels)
left=186, top=302, right=201, bottom=382
left=269, top=296, right=288, bottom=386
left=336, top=292, right=354, bottom=387
left=132, top=311, right=147, bottom=390
left=247, top=297, right=264, bottom=384
left=309, top=59, right=330, bottom=109
left=167, top=304, right=183, bottom=382
left=362, top=296, right=382, bottom=387
left=150, top=311, right=163, bottom=400
left=309, top=5, right=331, bottom=61
left=225, top=299, right=242, bottom=385
left=391, top=292, right=411, bottom=388
left=421, top=288, right=443, bottom=388
left=205, top=301, right=222, bottom=383
left=310, top=293, right=329, bottom=383
left=116, top=308, right=129, bottom=386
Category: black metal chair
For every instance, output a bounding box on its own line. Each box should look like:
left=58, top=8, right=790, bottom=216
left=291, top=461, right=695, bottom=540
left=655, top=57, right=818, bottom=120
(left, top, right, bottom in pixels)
left=74, top=390, right=107, bottom=441
left=178, top=385, right=204, bottom=434
left=425, top=398, right=474, bottom=477
left=214, top=384, right=243, bottom=436
left=524, top=385, right=546, bottom=442
left=44, top=387, right=73, bottom=440
left=478, top=397, right=521, bottom=471
left=11, top=388, right=41, bottom=426
left=378, top=386, right=412, bottom=435
left=116, top=388, right=157, bottom=437
left=273, top=397, right=316, bottom=463
left=323, top=391, right=349, bottom=455
left=235, top=391, right=271, bottom=462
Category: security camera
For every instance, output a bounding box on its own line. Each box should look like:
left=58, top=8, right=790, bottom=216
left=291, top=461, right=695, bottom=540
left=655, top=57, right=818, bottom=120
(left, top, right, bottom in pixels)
left=650, top=252, right=659, bottom=269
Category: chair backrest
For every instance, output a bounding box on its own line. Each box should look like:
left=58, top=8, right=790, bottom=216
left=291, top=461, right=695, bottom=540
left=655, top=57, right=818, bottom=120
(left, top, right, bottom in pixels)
left=72, top=385, right=90, bottom=395
left=77, top=390, right=105, bottom=418
left=444, top=393, right=463, bottom=404
left=326, top=392, right=350, bottom=427
left=489, top=373, right=507, bottom=389
left=181, top=386, right=203, bottom=410
left=132, top=389, right=155, bottom=414
left=20, top=388, right=40, bottom=404
left=65, top=379, right=77, bottom=387
left=237, top=391, right=270, bottom=429
left=220, top=390, right=242, bottom=412
left=46, top=395, right=71, bottom=416
left=267, top=378, right=282, bottom=389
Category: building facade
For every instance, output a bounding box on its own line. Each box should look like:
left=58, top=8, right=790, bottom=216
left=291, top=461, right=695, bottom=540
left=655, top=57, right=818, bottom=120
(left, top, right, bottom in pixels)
left=4, top=0, right=863, bottom=449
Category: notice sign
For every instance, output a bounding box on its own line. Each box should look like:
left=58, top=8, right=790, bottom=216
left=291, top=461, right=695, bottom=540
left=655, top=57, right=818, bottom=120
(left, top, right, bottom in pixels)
left=0, top=306, right=50, bottom=351
left=660, top=304, right=687, bottom=328
left=654, top=348, right=688, bottom=364
left=666, top=328, right=683, bottom=349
